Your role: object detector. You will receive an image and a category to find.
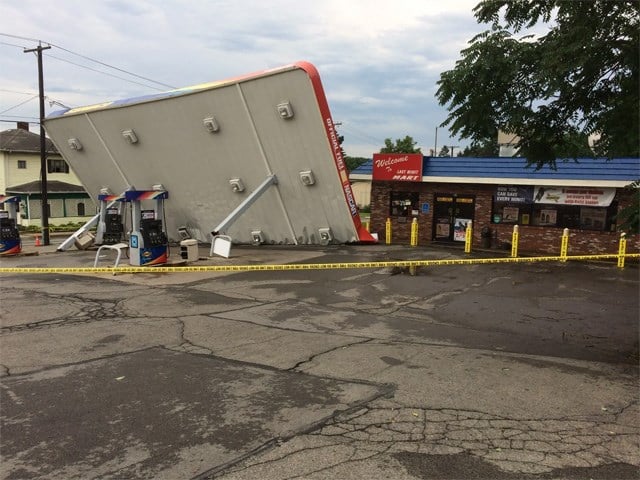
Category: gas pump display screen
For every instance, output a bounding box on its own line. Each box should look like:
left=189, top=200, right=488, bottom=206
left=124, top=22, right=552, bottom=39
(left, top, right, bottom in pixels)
left=141, top=210, right=155, bottom=220
left=0, top=211, right=8, bottom=219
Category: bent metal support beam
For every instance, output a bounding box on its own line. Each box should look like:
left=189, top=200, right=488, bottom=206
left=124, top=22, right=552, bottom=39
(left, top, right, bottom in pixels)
left=212, top=174, right=279, bottom=237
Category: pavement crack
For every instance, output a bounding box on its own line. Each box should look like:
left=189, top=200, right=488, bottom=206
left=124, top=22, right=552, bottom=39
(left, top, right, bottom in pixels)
left=169, top=318, right=214, bottom=355
left=288, top=338, right=375, bottom=371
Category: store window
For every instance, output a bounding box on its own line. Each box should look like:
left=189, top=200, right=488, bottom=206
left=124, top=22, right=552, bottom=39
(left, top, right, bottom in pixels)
left=47, top=158, right=69, bottom=174
left=491, top=186, right=617, bottom=231
left=390, top=192, right=419, bottom=218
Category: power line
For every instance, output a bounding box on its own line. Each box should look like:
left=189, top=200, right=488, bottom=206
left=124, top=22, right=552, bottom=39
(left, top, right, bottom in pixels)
left=0, top=33, right=43, bottom=43
left=1, top=116, right=40, bottom=123
left=48, top=42, right=176, bottom=89
left=0, top=88, right=38, bottom=96
left=339, top=123, right=384, bottom=148
left=0, top=94, right=39, bottom=115
left=0, top=40, right=30, bottom=49
left=46, top=53, right=169, bottom=92
left=0, top=33, right=176, bottom=90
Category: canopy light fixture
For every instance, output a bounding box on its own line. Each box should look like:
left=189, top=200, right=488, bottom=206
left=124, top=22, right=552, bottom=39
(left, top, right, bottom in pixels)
left=319, top=227, right=333, bottom=245
left=229, top=178, right=245, bottom=193
left=122, top=129, right=138, bottom=144
left=299, top=170, right=315, bottom=186
left=251, top=230, right=264, bottom=245
left=276, top=101, right=294, bottom=119
left=67, top=138, right=83, bottom=150
left=203, top=116, right=220, bottom=133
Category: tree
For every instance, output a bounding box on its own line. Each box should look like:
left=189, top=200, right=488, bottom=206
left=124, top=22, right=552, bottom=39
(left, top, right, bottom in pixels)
left=436, top=0, right=639, bottom=168
left=459, top=137, right=499, bottom=157
left=438, top=146, right=450, bottom=157
left=380, top=136, right=422, bottom=154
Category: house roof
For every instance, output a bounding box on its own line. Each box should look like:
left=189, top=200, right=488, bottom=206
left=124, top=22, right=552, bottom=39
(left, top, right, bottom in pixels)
left=0, top=128, right=59, bottom=154
left=6, top=180, right=87, bottom=194
left=349, top=157, right=640, bottom=187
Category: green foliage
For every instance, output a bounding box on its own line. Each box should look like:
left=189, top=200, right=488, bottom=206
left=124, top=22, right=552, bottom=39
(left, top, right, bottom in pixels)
left=380, top=136, right=422, bottom=154
left=344, top=156, right=370, bottom=172
left=460, top=136, right=499, bottom=157
left=438, top=146, right=450, bottom=157
left=437, top=0, right=639, bottom=168
left=18, top=222, right=87, bottom=233
left=615, top=181, right=640, bottom=234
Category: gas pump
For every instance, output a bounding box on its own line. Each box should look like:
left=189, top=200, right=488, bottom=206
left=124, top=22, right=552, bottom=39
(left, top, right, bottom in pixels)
left=125, top=189, right=169, bottom=266
left=0, top=195, right=21, bottom=255
left=95, top=193, right=125, bottom=245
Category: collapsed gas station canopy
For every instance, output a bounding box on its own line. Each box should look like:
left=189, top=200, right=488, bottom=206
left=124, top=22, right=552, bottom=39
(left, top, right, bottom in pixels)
left=44, top=61, right=374, bottom=245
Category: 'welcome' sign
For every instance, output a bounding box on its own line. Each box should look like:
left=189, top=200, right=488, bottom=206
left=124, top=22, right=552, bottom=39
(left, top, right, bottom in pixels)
left=372, top=153, right=423, bottom=182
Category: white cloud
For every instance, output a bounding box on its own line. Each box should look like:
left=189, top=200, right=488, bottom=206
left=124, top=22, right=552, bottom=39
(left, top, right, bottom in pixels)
left=0, top=0, right=481, bottom=156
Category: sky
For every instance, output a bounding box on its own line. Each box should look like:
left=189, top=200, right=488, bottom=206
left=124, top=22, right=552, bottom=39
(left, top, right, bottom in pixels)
left=1, top=0, right=485, bottom=158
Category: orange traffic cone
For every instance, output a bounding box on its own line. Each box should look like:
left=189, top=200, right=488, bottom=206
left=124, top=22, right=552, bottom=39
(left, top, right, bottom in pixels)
left=35, top=234, right=41, bottom=246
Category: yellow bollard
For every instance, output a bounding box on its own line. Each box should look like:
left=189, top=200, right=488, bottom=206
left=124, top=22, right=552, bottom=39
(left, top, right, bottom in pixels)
left=560, top=228, right=569, bottom=262
left=385, top=218, right=392, bottom=245
left=410, top=217, right=418, bottom=247
left=464, top=220, right=473, bottom=254
left=511, top=225, right=519, bottom=258
left=618, top=232, right=627, bottom=268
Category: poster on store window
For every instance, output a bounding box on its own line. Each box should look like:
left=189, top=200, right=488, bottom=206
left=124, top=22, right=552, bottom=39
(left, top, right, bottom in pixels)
left=502, top=207, right=519, bottom=223
left=453, top=218, right=471, bottom=241
left=436, top=221, right=450, bottom=238
left=533, top=187, right=615, bottom=206
left=580, top=207, right=607, bottom=229
left=538, top=209, right=557, bottom=225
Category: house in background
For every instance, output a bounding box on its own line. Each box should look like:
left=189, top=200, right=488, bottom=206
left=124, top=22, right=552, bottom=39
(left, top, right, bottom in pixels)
left=0, top=122, right=94, bottom=226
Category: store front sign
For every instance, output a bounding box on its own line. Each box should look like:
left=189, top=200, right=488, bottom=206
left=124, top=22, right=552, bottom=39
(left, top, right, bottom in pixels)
left=372, top=153, right=423, bottom=181
left=533, top=187, right=615, bottom=206
left=495, top=186, right=533, bottom=203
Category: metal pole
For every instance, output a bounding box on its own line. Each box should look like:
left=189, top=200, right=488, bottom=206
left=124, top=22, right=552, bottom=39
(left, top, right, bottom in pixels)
left=617, top=232, right=627, bottom=269
left=410, top=217, right=418, bottom=247
left=434, top=127, right=438, bottom=157
left=24, top=43, right=51, bottom=245
left=560, top=228, right=569, bottom=262
left=511, top=225, right=519, bottom=258
left=212, top=175, right=278, bottom=234
left=464, top=220, right=473, bottom=254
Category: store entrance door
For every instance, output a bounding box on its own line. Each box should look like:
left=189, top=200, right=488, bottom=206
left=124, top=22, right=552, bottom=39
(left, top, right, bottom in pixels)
left=433, top=194, right=475, bottom=242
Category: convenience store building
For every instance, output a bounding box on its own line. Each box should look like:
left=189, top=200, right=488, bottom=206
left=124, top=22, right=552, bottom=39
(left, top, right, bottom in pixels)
left=349, top=155, right=639, bottom=255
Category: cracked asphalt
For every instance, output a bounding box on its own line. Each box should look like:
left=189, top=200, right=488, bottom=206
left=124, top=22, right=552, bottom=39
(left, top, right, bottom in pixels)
left=0, top=243, right=638, bottom=479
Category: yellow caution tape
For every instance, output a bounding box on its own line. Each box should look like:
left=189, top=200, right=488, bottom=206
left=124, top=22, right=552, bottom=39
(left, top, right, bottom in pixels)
left=0, top=253, right=637, bottom=274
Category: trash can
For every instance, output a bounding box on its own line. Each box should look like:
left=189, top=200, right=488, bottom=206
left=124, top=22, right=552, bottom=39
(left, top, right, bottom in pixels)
left=180, top=239, right=199, bottom=262
left=481, top=226, right=492, bottom=249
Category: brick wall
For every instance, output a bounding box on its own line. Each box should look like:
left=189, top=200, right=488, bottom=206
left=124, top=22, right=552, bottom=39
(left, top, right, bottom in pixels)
left=369, top=181, right=639, bottom=255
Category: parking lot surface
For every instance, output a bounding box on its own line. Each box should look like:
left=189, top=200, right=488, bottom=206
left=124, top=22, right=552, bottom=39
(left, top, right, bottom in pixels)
left=1, top=242, right=638, bottom=479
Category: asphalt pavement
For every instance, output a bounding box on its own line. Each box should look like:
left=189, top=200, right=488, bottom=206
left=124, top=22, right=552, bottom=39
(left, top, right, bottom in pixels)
left=1, top=238, right=638, bottom=479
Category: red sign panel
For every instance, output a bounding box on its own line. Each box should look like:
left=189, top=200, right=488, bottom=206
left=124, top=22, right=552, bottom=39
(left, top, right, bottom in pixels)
left=372, top=153, right=423, bottom=181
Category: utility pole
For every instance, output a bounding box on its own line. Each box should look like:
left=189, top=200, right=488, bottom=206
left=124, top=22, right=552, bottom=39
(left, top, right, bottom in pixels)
left=433, top=127, right=438, bottom=157
left=24, top=42, right=51, bottom=245
left=450, top=146, right=459, bottom=157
